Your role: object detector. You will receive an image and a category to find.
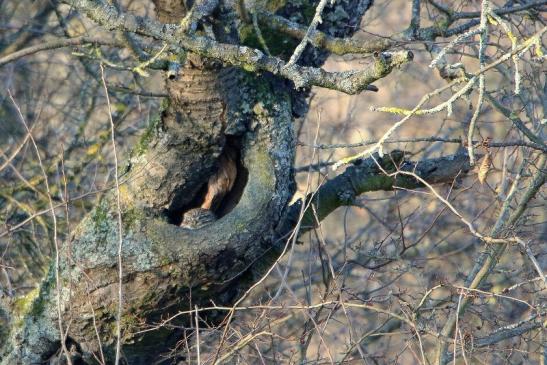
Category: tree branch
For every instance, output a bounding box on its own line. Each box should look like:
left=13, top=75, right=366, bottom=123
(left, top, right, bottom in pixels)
left=179, top=0, right=219, bottom=34
left=429, top=0, right=547, bottom=20
left=0, top=36, right=124, bottom=67
left=59, top=0, right=413, bottom=94
left=474, top=314, right=544, bottom=348
left=256, top=11, right=395, bottom=55
left=277, top=151, right=473, bottom=239
left=435, top=153, right=546, bottom=364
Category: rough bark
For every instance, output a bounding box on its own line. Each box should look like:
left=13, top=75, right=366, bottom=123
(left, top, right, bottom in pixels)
left=0, top=0, right=474, bottom=363
left=277, top=152, right=473, bottom=239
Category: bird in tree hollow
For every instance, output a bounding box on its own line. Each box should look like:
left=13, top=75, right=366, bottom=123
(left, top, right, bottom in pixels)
left=180, top=208, right=218, bottom=229
left=180, top=147, right=237, bottom=229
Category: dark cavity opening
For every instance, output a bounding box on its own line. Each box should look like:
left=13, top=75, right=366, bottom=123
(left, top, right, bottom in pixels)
left=167, top=136, right=248, bottom=225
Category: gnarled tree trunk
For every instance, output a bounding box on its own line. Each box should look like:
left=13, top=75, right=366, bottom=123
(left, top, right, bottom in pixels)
left=0, top=0, right=475, bottom=363
left=1, top=0, right=298, bottom=362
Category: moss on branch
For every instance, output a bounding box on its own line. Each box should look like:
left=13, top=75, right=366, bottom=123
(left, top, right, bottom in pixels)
left=60, top=0, right=413, bottom=94
left=255, top=10, right=395, bottom=56
left=277, top=152, right=473, bottom=238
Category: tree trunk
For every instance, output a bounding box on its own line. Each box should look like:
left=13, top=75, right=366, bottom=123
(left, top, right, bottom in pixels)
left=0, top=0, right=472, bottom=363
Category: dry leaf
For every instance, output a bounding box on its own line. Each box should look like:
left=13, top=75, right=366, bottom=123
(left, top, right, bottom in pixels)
left=478, top=153, right=492, bottom=184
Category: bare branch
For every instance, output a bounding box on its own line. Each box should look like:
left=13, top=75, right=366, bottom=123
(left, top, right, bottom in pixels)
left=299, top=137, right=547, bottom=153
left=257, top=11, right=394, bottom=55
left=0, top=36, right=123, bottom=67
left=59, top=0, right=413, bottom=94
left=285, top=0, right=332, bottom=67
left=277, top=152, right=473, bottom=238
left=435, top=153, right=546, bottom=364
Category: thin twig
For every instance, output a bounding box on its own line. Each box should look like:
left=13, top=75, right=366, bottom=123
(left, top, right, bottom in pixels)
left=0, top=36, right=123, bottom=67
left=7, top=91, right=72, bottom=365
left=99, top=64, right=124, bottom=365
left=285, top=0, right=330, bottom=67
left=515, top=237, right=546, bottom=284
left=467, top=0, right=489, bottom=165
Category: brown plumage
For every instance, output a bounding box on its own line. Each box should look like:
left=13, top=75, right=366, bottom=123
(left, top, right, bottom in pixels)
left=180, top=147, right=237, bottom=229
left=201, top=147, right=237, bottom=211
left=180, top=208, right=217, bottom=229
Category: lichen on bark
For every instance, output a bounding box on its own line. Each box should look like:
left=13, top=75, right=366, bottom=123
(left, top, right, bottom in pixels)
left=0, top=0, right=386, bottom=362
left=1, top=58, right=298, bottom=365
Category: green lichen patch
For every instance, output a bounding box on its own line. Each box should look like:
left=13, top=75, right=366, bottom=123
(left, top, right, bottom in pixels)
left=133, top=113, right=161, bottom=157
left=239, top=23, right=299, bottom=59
left=11, top=288, right=40, bottom=323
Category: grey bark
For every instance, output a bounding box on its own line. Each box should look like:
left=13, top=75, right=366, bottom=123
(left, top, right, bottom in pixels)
left=0, top=0, right=475, bottom=364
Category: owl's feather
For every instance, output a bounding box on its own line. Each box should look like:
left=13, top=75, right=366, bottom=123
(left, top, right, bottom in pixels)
left=180, top=208, right=217, bottom=229
left=201, top=147, right=237, bottom=211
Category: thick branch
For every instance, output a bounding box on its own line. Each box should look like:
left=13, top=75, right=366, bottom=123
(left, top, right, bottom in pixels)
left=257, top=11, right=395, bottom=55
left=277, top=152, right=473, bottom=238
left=59, top=0, right=413, bottom=94
left=473, top=317, right=544, bottom=348
left=444, top=313, right=545, bottom=359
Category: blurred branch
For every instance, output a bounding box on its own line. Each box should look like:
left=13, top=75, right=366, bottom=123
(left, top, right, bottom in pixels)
left=420, top=0, right=547, bottom=41
left=515, top=237, right=547, bottom=284
left=428, top=0, right=547, bottom=20
left=0, top=1, right=57, bottom=57
left=485, top=92, right=547, bottom=149
left=299, top=137, right=547, bottom=153
left=179, top=0, right=219, bottom=34
left=409, top=0, right=421, bottom=34
left=108, top=83, right=168, bottom=98
left=444, top=312, right=546, bottom=359
left=0, top=36, right=123, bottom=67
left=473, top=313, right=545, bottom=348
left=436, top=153, right=546, bottom=364
left=0, top=131, right=31, bottom=173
